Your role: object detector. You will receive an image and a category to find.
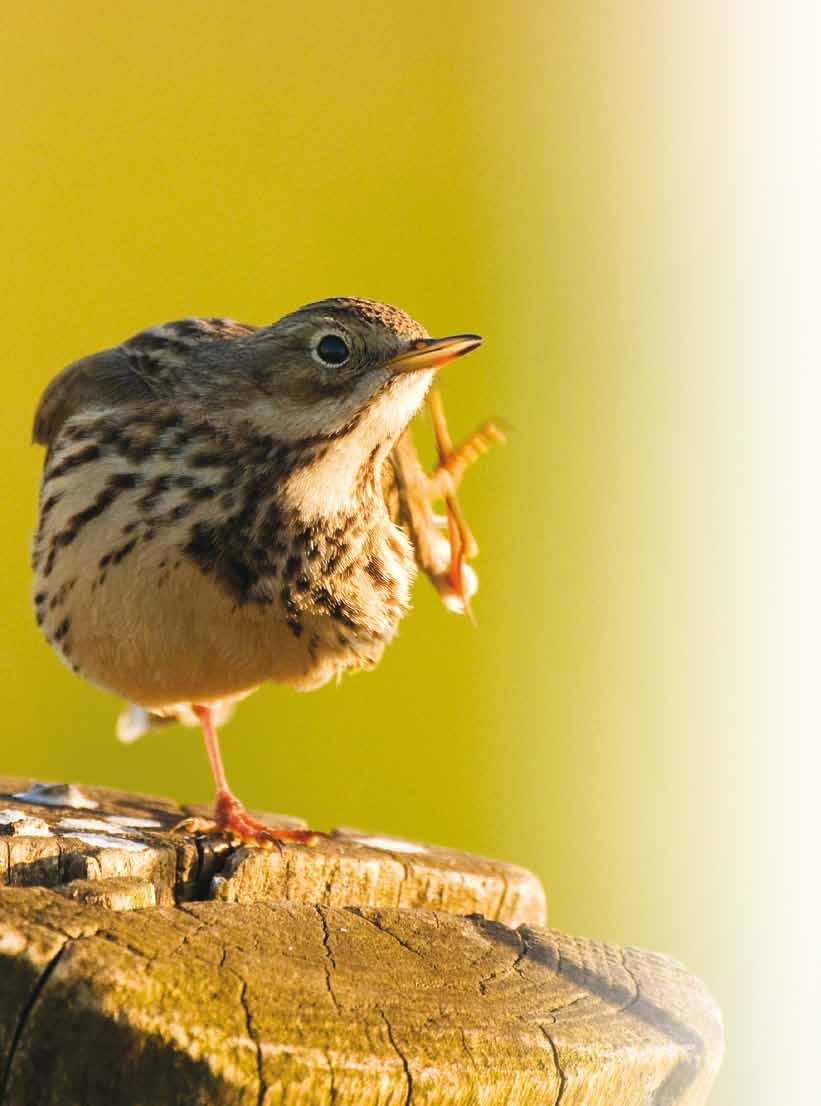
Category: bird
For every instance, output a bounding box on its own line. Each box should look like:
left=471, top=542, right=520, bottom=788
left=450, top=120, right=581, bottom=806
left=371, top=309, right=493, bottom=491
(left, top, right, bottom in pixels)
left=31, top=297, right=499, bottom=846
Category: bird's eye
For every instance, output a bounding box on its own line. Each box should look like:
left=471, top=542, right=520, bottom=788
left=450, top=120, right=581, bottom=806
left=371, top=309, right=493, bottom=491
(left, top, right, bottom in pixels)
left=316, top=334, right=349, bottom=366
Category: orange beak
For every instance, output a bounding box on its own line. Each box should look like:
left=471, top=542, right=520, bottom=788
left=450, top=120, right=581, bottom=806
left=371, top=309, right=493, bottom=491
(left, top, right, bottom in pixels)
left=389, top=334, right=482, bottom=373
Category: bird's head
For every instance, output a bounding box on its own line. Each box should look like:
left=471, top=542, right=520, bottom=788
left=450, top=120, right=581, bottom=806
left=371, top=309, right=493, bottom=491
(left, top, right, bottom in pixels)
left=221, top=297, right=481, bottom=449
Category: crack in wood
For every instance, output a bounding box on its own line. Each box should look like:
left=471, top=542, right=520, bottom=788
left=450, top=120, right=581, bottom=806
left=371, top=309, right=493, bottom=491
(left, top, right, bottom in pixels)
left=315, top=904, right=341, bottom=1013
left=538, top=1024, right=567, bottom=1106
left=476, top=918, right=527, bottom=995
left=377, top=1008, right=413, bottom=1106
left=458, top=1027, right=478, bottom=1071
left=351, top=908, right=429, bottom=963
left=237, top=975, right=266, bottom=1106
left=0, top=777, right=547, bottom=925
left=0, top=940, right=67, bottom=1104
left=0, top=893, right=723, bottom=1106
left=619, top=947, right=642, bottom=1012
left=526, top=927, right=711, bottom=1103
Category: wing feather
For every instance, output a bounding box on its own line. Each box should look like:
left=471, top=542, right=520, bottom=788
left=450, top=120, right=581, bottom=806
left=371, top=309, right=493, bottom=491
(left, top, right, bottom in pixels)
left=32, top=317, right=255, bottom=447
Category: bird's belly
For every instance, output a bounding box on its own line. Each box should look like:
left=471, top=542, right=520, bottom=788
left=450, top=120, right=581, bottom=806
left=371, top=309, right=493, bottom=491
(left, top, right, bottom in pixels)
left=35, top=532, right=359, bottom=710
left=32, top=445, right=413, bottom=710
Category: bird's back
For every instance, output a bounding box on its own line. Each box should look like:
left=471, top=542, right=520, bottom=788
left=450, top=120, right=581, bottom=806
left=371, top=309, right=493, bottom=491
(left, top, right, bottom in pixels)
left=33, top=316, right=256, bottom=448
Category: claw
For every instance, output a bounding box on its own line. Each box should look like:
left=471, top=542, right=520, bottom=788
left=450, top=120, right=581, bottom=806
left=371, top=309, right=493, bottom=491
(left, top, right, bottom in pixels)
left=172, top=815, right=220, bottom=836
left=172, top=797, right=323, bottom=849
left=428, top=416, right=508, bottom=502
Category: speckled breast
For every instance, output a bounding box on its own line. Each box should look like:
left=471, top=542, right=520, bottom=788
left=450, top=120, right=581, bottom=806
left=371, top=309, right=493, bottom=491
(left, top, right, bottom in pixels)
left=31, top=411, right=416, bottom=708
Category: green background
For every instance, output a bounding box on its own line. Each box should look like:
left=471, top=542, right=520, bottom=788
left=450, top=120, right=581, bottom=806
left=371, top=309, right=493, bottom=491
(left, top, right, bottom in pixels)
left=1, top=5, right=794, bottom=1104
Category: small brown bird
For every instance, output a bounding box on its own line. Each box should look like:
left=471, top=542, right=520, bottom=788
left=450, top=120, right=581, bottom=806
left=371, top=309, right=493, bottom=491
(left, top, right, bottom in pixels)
left=31, top=298, right=499, bottom=845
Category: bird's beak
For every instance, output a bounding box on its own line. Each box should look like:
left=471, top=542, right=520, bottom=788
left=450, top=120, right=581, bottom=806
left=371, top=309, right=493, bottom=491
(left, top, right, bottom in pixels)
left=389, top=334, right=482, bottom=374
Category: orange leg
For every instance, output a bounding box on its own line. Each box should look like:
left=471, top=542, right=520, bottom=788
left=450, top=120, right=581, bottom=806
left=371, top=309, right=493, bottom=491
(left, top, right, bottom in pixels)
left=428, top=390, right=507, bottom=617
left=174, top=705, right=321, bottom=848
left=428, top=416, right=507, bottom=500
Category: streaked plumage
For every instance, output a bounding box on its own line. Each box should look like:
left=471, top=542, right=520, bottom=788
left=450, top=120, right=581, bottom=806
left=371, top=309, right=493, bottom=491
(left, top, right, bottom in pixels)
left=31, top=298, right=488, bottom=844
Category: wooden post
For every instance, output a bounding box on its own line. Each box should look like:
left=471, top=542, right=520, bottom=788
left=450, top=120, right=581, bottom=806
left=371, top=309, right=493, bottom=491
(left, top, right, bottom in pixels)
left=0, top=775, right=723, bottom=1105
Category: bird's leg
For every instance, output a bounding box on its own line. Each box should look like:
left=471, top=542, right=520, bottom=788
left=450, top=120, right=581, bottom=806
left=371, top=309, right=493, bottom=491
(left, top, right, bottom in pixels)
left=173, top=705, right=321, bottom=848
left=428, top=389, right=479, bottom=610
left=391, top=391, right=505, bottom=616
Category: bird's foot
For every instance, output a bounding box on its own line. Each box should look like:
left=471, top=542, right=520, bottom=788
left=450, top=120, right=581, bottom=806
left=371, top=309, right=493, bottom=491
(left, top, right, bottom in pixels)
left=173, top=791, right=322, bottom=848
left=427, top=400, right=507, bottom=504
left=391, top=391, right=505, bottom=617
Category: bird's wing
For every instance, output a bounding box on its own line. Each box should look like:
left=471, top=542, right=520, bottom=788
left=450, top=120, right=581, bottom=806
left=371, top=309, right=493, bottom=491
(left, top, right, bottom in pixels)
left=33, top=316, right=256, bottom=447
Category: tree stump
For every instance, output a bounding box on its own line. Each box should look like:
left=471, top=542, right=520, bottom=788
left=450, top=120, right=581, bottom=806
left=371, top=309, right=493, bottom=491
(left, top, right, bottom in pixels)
left=0, top=775, right=723, bottom=1105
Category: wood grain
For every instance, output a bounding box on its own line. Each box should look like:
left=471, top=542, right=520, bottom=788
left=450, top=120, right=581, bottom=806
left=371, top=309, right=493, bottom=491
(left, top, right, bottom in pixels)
left=0, top=776, right=723, bottom=1105
left=0, top=776, right=544, bottom=924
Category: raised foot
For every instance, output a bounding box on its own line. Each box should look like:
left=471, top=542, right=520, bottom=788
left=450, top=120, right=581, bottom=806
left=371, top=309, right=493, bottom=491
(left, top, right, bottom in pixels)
left=173, top=793, right=322, bottom=849
left=390, top=396, right=506, bottom=619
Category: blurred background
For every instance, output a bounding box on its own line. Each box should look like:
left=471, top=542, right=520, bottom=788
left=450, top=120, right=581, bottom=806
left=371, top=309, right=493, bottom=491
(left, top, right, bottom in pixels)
left=1, top=3, right=809, bottom=1104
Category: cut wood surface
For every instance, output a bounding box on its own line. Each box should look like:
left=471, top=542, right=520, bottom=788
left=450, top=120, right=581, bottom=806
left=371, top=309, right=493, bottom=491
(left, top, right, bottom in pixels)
left=0, top=775, right=545, bottom=925
left=0, top=775, right=723, bottom=1105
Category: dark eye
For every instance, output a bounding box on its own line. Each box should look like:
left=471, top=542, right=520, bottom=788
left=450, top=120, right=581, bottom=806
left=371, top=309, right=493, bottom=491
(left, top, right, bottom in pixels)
left=316, top=334, right=349, bottom=365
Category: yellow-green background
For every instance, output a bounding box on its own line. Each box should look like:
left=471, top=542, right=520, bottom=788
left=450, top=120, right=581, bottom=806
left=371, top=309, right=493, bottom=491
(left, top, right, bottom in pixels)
left=0, top=5, right=795, bottom=1105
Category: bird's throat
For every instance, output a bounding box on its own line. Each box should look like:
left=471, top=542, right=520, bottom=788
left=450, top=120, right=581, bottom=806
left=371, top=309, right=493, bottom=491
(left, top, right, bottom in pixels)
left=280, top=431, right=387, bottom=519
left=280, top=375, right=430, bottom=519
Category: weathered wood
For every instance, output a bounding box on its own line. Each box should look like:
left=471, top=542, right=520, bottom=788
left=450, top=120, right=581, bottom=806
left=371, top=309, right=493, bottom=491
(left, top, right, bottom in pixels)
left=0, top=776, right=545, bottom=924
left=0, top=777, right=723, bottom=1105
